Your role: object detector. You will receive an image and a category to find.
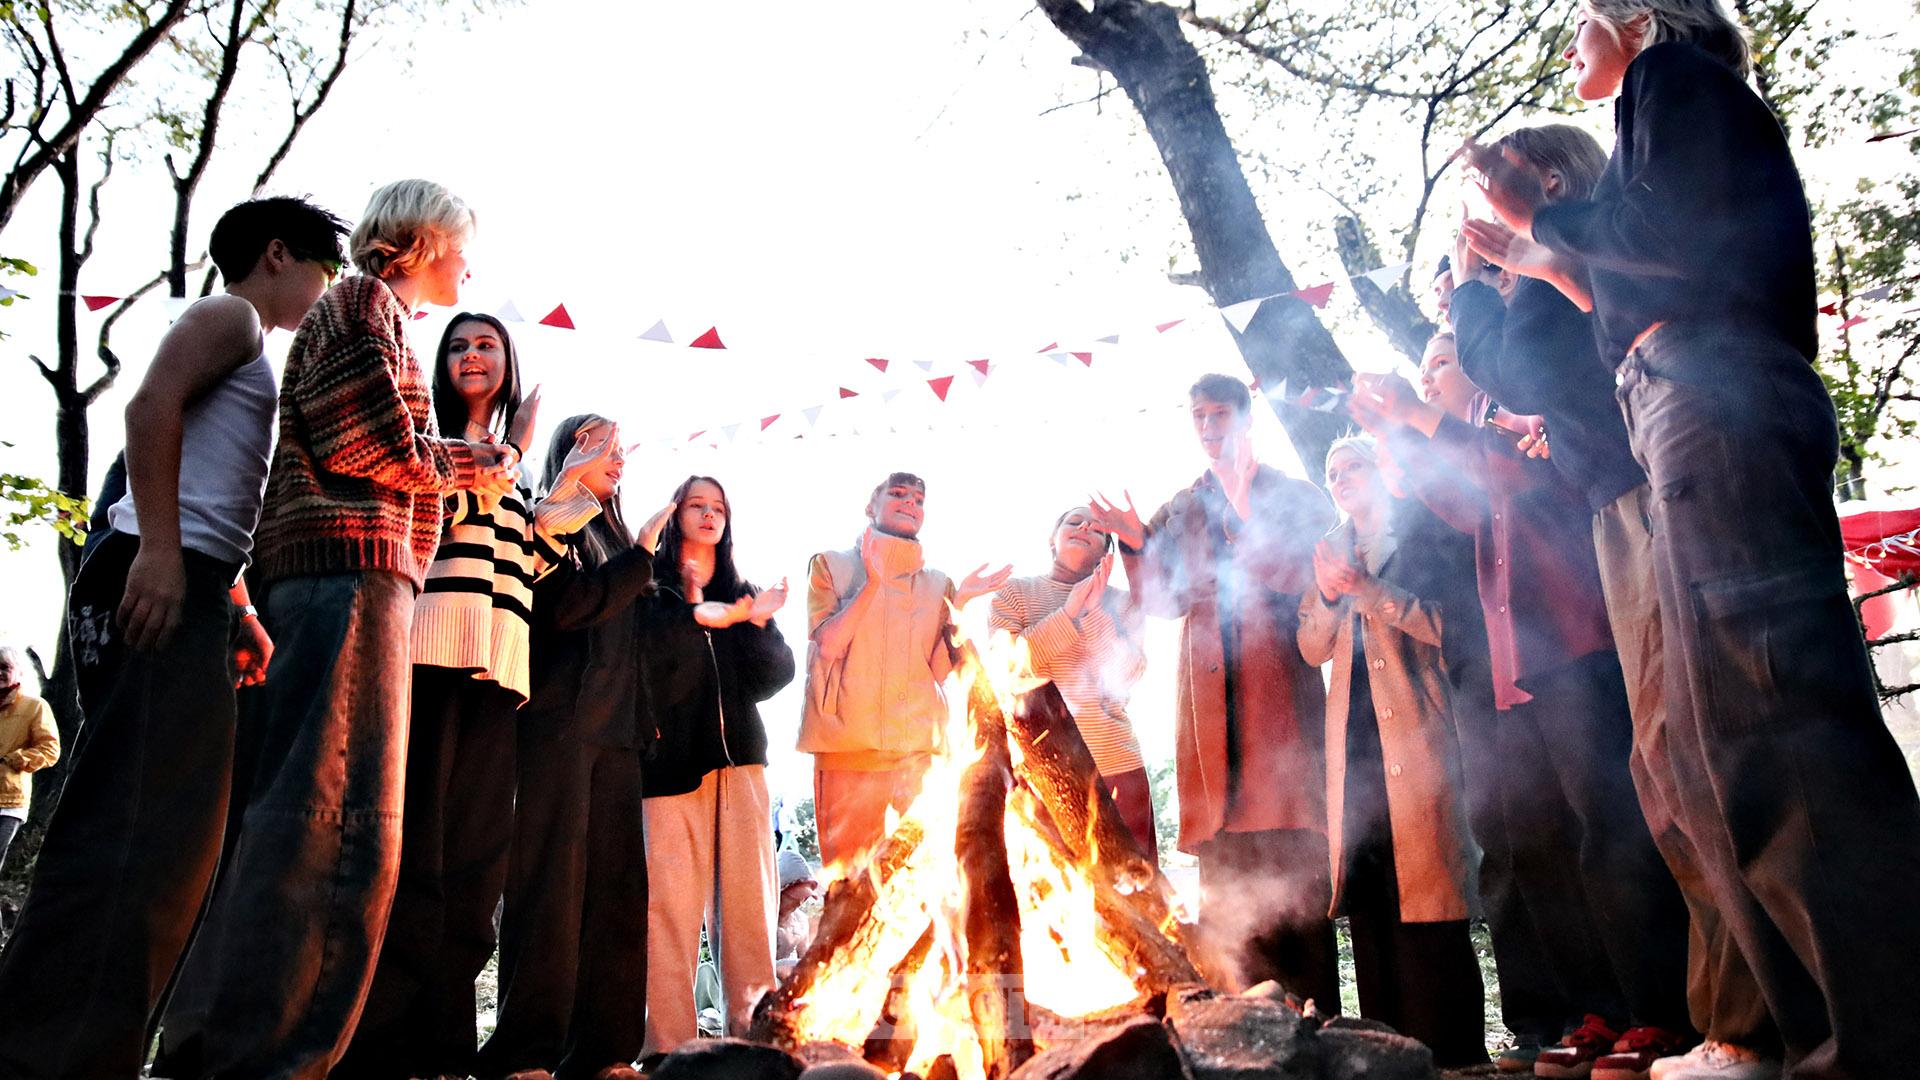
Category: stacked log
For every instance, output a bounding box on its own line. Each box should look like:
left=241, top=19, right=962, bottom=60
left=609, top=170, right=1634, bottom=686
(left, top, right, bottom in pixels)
left=958, top=660, right=1035, bottom=1078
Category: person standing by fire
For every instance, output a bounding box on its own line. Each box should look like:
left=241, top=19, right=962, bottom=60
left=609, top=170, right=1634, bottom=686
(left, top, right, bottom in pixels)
left=1091, top=373, right=1339, bottom=1008
left=989, top=506, right=1156, bottom=863
left=799, top=473, right=1011, bottom=870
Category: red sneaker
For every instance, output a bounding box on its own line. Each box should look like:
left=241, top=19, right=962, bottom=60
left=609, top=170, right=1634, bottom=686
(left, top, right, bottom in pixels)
left=1593, top=1027, right=1695, bottom=1080
left=1535, top=1015, right=1622, bottom=1078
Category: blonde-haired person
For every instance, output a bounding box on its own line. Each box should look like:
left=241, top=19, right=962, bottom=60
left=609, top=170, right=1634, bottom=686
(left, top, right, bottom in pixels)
left=1464, top=4, right=1920, bottom=1080
left=153, top=179, right=518, bottom=1080
left=1297, top=437, right=1484, bottom=1069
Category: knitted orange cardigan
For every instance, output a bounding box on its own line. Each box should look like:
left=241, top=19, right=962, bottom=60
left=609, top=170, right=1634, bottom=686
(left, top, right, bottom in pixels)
left=253, top=275, right=477, bottom=589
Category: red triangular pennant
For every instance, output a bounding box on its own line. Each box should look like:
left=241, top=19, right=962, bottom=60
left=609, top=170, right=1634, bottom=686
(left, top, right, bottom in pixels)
left=928, top=375, right=956, bottom=401
left=1867, top=127, right=1919, bottom=143
left=687, top=430, right=707, bottom=442
left=689, top=327, right=726, bottom=349
left=1819, top=301, right=1839, bottom=316
left=412, top=310, right=429, bottom=321
left=1155, top=319, right=1184, bottom=333
left=1036, top=341, right=1058, bottom=352
left=760, top=414, right=780, bottom=431
left=1839, top=315, right=1869, bottom=332
left=538, top=303, right=575, bottom=329
left=865, top=357, right=889, bottom=373
left=81, top=295, right=120, bottom=311
left=1070, top=352, right=1093, bottom=367
left=966, top=359, right=991, bottom=376
left=839, top=387, right=860, bottom=399
left=1292, top=282, right=1336, bottom=308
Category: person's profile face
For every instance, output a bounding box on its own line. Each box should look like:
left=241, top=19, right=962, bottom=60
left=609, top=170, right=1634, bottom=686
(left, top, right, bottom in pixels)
left=1420, top=341, right=1478, bottom=421
left=1565, top=8, right=1638, bottom=101
left=868, top=483, right=925, bottom=538
left=1190, top=396, right=1249, bottom=462
left=573, top=420, right=625, bottom=501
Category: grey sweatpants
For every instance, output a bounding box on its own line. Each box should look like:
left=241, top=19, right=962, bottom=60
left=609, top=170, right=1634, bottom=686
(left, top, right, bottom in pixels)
left=641, top=764, right=776, bottom=1056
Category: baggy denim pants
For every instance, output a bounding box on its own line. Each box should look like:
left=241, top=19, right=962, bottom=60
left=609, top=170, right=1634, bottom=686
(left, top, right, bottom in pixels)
left=1619, top=324, right=1920, bottom=1079
left=0, top=533, right=239, bottom=1079
left=160, top=571, right=414, bottom=1080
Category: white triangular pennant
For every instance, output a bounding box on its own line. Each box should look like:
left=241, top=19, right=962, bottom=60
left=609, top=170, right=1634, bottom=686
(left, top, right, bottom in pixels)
left=722, top=423, right=742, bottom=443
left=1220, top=297, right=1266, bottom=334
left=970, top=368, right=988, bottom=388
left=803, top=405, right=825, bottom=427
left=639, top=319, right=674, bottom=343
left=1048, top=352, right=1073, bottom=367
left=1858, top=283, right=1896, bottom=302
left=1359, top=261, right=1413, bottom=291
left=1096, top=333, right=1120, bottom=345
left=914, top=360, right=935, bottom=373
left=497, top=299, right=525, bottom=322
left=0, top=285, right=18, bottom=302
left=882, top=389, right=904, bottom=404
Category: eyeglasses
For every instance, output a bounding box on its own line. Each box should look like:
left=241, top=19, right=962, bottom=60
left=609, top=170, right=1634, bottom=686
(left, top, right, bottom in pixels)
left=289, top=249, right=345, bottom=285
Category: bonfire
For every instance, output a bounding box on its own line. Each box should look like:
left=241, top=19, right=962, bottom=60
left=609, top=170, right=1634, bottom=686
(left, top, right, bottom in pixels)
left=750, top=607, right=1204, bottom=1079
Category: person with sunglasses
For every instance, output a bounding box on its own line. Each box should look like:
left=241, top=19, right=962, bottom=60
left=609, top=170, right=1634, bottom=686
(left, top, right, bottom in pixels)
left=0, top=197, right=351, bottom=1079
left=988, top=505, right=1155, bottom=862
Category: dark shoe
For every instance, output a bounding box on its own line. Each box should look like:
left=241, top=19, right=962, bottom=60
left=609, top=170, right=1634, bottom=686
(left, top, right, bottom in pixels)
left=1498, top=1036, right=1547, bottom=1073
left=1536, top=1015, right=1621, bottom=1079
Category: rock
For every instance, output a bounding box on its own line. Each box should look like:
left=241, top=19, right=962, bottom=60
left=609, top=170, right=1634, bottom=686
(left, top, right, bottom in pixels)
left=1315, top=1024, right=1436, bottom=1080
left=651, top=1038, right=806, bottom=1080
left=1165, top=990, right=1317, bottom=1080
left=1009, top=1017, right=1192, bottom=1080
left=798, top=1063, right=889, bottom=1080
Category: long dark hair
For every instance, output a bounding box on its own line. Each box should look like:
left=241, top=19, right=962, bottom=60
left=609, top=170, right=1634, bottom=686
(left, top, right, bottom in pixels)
left=543, top=413, right=631, bottom=569
left=432, top=312, right=522, bottom=445
left=652, top=474, right=750, bottom=603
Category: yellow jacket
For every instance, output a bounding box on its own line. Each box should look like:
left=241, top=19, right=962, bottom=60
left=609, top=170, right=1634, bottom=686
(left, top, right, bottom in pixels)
left=1, top=690, right=61, bottom=810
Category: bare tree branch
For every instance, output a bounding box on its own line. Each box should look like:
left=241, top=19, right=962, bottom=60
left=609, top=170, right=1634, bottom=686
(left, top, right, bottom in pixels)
left=0, top=0, right=196, bottom=236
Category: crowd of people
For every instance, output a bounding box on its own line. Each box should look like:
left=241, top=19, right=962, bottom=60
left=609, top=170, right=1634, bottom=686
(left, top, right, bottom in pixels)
left=0, top=1, right=1916, bottom=1079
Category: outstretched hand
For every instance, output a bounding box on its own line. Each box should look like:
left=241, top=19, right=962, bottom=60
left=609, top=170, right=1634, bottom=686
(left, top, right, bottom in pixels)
left=638, top=500, right=677, bottom=554
left=1087, top=490, right=1146, bottom=552
left=1459, top=138, right=1547, bottom=235
left=506, top=384, right=543, bottom=454
left=955, top=562, right=1014, bottom=607
left=749, top=577, right=789, bottom=626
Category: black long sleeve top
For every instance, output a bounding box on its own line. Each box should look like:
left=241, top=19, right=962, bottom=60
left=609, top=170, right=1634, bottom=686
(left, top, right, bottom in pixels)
left=525, top=538, right=656, bottom=749
left=637, top=586, right=797, bottom=799
left=1452, top=278, right=1646, bottom=512
left=1531, top=42, right=1818, bottom=367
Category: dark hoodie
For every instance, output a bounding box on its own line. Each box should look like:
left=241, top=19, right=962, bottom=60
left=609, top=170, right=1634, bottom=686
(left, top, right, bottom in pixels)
left=637, top=584, right=796, bottom=798
left=524, top=534, right=655, bottom=749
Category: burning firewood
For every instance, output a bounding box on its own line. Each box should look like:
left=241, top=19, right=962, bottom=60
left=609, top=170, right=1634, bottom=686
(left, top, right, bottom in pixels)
left=958, top=663, right=1036, bottom=1078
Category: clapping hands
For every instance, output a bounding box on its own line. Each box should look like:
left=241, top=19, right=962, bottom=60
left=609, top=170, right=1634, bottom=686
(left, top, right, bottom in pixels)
left=1313, top=537, right=1366, bottom=602
left=1064, top=553, right=1114, bottom=621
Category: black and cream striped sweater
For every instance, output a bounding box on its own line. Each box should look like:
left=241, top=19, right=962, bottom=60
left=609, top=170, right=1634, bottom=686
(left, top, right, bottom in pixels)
left=411, top=477, right=600, bottom=701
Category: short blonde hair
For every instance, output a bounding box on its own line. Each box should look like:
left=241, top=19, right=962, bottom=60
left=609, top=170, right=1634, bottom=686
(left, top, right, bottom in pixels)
left=1582, top=0, right=1753, bottom=79
left=349, top=179, right=475, bottom=279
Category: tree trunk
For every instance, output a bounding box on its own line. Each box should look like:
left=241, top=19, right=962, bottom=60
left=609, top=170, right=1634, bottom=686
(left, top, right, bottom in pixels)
left=1035, top=0, right=1352, bottom=473
left=1334, top=216, right=1436, bottom=368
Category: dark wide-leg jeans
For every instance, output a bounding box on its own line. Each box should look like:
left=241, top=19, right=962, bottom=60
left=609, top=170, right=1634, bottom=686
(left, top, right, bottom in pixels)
left=332, top=665, right=519, bottom=1080
left=1448, top=654, right=1570, bottom=1044
left=476, top=730, right=649, bottom=1080
left=0, top=532, right=239, bottom=1079
left=1195, top=827, right=1341, bottom=1008
left=160, top=571, right=415, bottom=1080
left=1620, top=324, right=1920, bottom=1079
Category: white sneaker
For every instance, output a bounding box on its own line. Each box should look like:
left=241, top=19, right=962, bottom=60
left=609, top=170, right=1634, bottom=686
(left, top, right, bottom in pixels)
left=1651, top=1042, right=1781, bottom=1080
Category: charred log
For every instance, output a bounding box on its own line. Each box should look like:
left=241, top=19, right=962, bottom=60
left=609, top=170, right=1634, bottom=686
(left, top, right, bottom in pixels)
left=750, top=817, right=929, bottom=1044
left=862, top=924, right=937, bottom=1071
left=959, top=669, right=1035, bottom=1078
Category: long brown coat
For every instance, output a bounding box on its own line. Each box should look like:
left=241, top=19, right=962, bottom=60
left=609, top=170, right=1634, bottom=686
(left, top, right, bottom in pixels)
left=1297, top=519, right=1474, bottom=924
left=1126, top=467, right=1334, bottom=853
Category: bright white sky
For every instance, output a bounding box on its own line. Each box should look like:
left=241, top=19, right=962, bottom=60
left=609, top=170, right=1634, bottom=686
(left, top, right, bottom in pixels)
left=3, top=0, right=1916, bottom=803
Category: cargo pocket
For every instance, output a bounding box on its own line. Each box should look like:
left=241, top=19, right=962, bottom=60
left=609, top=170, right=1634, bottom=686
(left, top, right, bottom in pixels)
left=1691, top=559, right=1866, bottom=736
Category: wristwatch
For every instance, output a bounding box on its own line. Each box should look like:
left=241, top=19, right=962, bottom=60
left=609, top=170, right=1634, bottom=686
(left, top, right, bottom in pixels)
left=238, top=604, right=259, bottom=621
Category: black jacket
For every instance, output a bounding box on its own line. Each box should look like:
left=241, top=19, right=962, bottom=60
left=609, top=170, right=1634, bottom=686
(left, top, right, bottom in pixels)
left=524, top=536, right=656, bottom=749
left=1531, top=42, right=1818, bottom=367
left=637, top=586, right=796, bottom=798
left=1452, top=277, right=1645, bottom=512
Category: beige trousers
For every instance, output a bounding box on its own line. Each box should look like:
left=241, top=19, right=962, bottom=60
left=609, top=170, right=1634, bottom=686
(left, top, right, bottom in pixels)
left=641, top=765, right=776, bottom=1056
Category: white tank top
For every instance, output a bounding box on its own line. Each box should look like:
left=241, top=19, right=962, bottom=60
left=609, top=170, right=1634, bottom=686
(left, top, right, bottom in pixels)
left=109, top=341, right=278, bottom=567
